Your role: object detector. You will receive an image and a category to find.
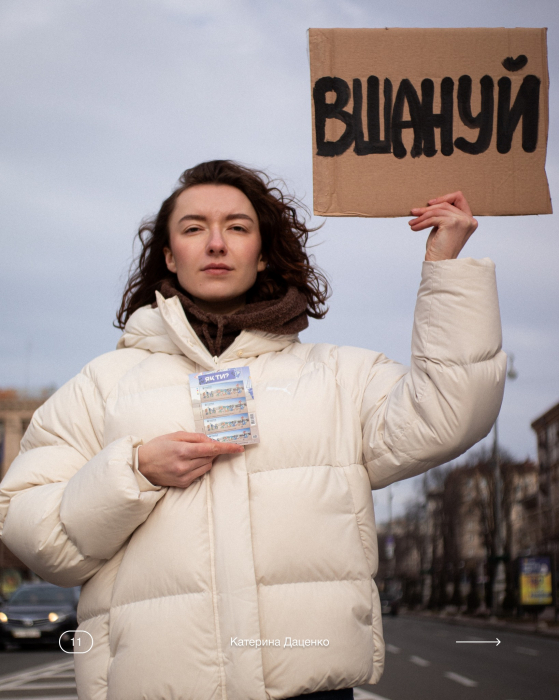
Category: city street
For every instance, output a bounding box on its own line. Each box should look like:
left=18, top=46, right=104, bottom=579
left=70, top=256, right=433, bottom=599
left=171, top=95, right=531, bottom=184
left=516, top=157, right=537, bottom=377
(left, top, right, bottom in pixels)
left=0, top=649, right=76, bottom=699
left=0, top=616, right=557, bottom=700
left=358, top=615, right=559, bottom=700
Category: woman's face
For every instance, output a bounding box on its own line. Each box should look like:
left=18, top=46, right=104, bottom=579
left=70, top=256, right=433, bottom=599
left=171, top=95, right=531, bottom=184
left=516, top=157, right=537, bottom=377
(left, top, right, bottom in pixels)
left=165, top=184, right=266, bottom=314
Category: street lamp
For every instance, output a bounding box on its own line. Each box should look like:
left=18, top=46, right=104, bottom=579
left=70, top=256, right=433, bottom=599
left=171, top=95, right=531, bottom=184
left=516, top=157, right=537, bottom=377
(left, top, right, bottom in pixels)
left=506, top=353, right=518, bottom=381
left=491, top=353, right=518, bottom=617
left=386, top=484, right=395, bottom=576
left=422, top=471, right=432, bottom=606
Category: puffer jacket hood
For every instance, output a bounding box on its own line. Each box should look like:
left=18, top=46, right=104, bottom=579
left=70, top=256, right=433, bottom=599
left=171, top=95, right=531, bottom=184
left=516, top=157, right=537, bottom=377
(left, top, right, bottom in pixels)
left=118, top=291, right=300, bottom=369
left=0, top=258, right=507, bottom=700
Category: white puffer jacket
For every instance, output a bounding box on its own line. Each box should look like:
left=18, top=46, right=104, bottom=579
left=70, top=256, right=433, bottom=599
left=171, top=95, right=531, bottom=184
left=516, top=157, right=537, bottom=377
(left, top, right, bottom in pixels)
left=0, top=258, right=506, bottom=700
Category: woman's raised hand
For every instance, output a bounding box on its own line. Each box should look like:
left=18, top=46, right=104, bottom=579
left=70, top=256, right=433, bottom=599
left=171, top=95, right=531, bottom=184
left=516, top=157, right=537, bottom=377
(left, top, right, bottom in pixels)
left=137, top=431, right=244, bottom=488
left=408, top=191, right=478, bottom=262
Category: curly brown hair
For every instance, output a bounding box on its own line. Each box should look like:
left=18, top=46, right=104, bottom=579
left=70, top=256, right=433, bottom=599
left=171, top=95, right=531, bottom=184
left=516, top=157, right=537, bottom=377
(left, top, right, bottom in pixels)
left=115, top=160, right=331, bottom=329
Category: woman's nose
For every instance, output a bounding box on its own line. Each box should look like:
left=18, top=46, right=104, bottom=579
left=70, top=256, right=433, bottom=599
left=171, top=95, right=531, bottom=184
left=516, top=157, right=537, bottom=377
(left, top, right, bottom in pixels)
left=206, top=227, right=227, bottom=255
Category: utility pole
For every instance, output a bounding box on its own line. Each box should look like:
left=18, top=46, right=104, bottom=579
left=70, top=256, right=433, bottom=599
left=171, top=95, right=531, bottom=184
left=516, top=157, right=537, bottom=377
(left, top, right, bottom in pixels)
left=422, top=471, right=432, bottom=606
left=386, top=484, right=395, bottom=581
left=491, top=418, right=506, bottom=616
left=491, top=353, right=517, bottom=617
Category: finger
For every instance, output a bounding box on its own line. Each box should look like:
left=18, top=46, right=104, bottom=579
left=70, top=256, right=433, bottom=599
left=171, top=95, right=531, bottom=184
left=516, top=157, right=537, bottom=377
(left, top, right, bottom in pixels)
left=208, top=439, right=246, bottom=455
left=410, top=202, right=456, bottom=217
left=165, top=456, right=213, bottom=485
left=176, top=461, right=214, bottom=488
left=184, top=456, right=214, bottom=472
left=409, top=208, right=463, bottom=226
left=188, top=461, right=214, bottom=480
left=184, top=441, right=245, bottom=459
left=168, top=431, right=215, bottom=443
left=409, top=216, right=446, bottom=231
left=426, top=191, right=472, bottom=216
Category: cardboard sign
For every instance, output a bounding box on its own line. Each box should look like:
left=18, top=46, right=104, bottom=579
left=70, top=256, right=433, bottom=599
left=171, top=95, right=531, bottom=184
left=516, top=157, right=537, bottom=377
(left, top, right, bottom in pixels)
left=309, top=28, right=552, bottom=217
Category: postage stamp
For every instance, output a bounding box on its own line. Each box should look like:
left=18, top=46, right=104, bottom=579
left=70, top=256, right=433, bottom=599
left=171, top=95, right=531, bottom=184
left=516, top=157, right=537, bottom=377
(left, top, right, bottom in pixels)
left=189, top=366, right=259, bottom=445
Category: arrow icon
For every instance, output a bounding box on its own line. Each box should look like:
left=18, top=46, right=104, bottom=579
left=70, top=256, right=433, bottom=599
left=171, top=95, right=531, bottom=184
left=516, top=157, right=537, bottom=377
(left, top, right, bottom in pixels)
left=456, top=638, right=501, bottom=646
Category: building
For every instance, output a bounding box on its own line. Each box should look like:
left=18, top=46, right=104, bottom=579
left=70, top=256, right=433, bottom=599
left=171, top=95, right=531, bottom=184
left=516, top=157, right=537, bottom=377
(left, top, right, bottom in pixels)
left=389, top=457, right=538, bottom=610
left=455, top=459, right=538, bottom=562
left=0, top=388, right=52, bottom=595
left=531, top=401, right=559, bottom=554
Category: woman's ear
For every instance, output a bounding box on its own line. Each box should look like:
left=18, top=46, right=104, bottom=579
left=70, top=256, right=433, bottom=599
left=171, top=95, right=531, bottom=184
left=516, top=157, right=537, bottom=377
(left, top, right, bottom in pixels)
left=257, top=253, right=266, bottom=273
left=164, top=246, right=177, bottom=274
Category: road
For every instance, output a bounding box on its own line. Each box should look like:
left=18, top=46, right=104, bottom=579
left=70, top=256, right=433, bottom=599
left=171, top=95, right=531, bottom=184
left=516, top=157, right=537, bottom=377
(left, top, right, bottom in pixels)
left=0, top=649, right=76, bottom=699
left=357, top=615, right=559, bottom=700
left=0, top=618, right=557, bottom=700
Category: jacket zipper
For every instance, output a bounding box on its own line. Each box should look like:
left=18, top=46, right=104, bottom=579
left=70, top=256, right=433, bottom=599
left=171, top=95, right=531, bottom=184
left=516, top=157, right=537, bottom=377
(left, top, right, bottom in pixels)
left=206, top=476, right=228, bottom=699
left=206, top=357, right=227, bottom=698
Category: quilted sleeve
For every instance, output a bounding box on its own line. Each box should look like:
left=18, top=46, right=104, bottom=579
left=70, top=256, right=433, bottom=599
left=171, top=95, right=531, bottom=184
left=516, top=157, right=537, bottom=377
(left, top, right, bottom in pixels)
left=361, top=257, right=507, bottom=489
left=0, top=367, right=167, bottom=586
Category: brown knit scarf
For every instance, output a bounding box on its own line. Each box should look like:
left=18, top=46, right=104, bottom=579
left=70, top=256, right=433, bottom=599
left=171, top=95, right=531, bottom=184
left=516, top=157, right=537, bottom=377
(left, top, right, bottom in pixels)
left=156, top=279, right=309, bottom=357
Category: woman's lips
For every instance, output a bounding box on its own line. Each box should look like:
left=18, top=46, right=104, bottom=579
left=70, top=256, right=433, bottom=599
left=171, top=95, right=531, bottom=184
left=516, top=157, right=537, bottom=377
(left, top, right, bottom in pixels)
left=202, top=267, right=232, bottom=275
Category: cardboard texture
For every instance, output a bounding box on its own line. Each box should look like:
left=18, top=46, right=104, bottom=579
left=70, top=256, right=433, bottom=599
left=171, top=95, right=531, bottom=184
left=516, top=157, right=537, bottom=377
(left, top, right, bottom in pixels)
left=309, top=28, right=552, bottom=217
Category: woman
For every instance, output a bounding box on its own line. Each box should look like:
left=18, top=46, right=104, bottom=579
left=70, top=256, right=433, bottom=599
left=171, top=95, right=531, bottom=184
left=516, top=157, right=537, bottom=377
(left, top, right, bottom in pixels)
left=0, top=160, right=506, bottom=700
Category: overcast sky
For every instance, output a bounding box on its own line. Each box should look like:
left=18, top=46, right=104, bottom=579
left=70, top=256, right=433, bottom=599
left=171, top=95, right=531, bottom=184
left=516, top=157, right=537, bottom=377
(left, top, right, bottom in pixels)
left=1, top=0, right=558, bottom=523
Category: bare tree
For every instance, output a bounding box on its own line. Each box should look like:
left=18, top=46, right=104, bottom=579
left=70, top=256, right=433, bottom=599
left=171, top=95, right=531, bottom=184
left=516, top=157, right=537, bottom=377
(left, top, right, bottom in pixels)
left=388, top=447, right=537, bottom=614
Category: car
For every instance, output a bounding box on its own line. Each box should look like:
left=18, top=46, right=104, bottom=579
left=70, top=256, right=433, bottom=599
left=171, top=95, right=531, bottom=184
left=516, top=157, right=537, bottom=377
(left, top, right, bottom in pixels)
left=0, top=582, right=80, bottom=650
left=379, top=592, right=400, bottom=617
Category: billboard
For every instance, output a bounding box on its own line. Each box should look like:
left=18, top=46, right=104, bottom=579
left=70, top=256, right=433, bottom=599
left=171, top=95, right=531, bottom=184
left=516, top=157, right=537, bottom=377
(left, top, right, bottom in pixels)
left=519, top=556, right=553, bottom=606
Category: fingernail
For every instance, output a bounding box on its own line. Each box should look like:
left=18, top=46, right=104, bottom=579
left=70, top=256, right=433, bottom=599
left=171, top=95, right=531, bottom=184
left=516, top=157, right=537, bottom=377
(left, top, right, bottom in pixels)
left=428, top=199, right=436, bottom=203
left=411, top=208, right=419, bottom=213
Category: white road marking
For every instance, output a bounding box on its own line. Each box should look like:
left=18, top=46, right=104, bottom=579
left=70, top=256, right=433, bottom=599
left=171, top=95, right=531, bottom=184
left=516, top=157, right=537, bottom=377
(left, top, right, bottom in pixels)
left=445, top=671, right=478, bottom=687
left=0, top=660, right=74, bottom=687
left=410, top=655, right=431, bottom=667
left=7, top=681, right=76, bottom=690
left=385, top=644, right=400, bottom=654
left=354, top=690, right=391, bottom=700
left=515, top=646, right=539, bottom=656
left=47, top=672, right=75, bottom=677
left=0, top=659, right=76, bottom=697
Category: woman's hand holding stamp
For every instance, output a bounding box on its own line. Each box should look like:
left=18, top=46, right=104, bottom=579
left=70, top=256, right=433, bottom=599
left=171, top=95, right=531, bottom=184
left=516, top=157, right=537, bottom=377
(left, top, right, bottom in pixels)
left=138, top=431, right=244, bottom=488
